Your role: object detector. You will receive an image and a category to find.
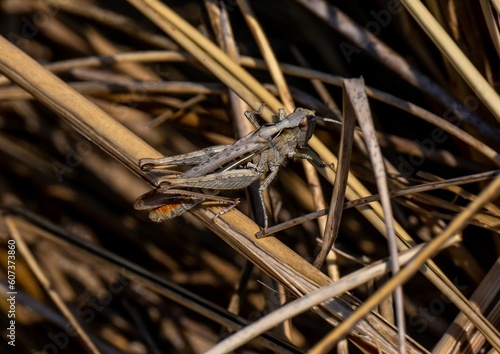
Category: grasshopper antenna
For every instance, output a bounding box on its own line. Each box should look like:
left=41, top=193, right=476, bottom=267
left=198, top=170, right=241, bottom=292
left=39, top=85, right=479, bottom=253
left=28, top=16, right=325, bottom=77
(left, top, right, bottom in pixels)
left=313, top=116, right=343, bottom=126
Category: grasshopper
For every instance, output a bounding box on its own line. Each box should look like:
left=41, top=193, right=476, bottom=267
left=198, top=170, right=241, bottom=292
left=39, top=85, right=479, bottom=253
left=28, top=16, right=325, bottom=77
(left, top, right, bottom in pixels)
left=135, top=106, right=335, bottom=230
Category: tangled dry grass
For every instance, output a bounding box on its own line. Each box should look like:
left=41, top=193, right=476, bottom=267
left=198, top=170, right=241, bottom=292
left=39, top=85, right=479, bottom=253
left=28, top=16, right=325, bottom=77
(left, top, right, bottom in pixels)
left=0, top=1, right=499, bottom=353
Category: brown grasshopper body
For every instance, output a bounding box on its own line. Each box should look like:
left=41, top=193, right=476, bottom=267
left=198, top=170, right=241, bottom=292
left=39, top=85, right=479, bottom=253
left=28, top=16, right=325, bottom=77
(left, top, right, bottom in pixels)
left=135, top=188, right=238, bottom=222
left=135, top=107, right=330, bottom=229
left=147, top=196, right=203, bottom=222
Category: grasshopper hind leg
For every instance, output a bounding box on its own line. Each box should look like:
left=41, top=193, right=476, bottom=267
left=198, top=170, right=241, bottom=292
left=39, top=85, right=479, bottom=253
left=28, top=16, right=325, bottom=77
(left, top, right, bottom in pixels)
left=244, top=104, right=289, bottom=130
left=211, top=198, right=241, bottom=221
left=256, top=165, right=280, bottom=232
left=244, top=104, right=266, bottom=129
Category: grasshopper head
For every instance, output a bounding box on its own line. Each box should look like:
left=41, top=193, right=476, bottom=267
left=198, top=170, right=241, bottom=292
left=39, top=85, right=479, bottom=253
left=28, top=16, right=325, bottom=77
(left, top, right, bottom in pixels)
left=295, top=108, right=317, bottom=147
left=296, top=108, right=341, bottom=147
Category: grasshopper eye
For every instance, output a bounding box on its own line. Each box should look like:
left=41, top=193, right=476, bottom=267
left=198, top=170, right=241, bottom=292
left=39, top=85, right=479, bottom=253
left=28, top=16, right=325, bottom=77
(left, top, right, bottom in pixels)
left=303, top=117, right=317, bottom=141
left=298, top=117, right=308, bottom=131
left=299, top=114, right=315, bottom=131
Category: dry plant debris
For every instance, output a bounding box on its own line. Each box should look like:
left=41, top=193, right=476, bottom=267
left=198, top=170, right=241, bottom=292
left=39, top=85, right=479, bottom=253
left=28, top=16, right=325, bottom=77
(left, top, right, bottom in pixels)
left=0, top=1, right=499, bottom=353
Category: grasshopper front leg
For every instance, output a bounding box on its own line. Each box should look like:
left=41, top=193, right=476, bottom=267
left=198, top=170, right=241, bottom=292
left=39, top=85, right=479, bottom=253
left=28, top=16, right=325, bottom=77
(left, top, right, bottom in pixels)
left=256, top=165, right=280, bottom=231
left=294, top=147, right=326, bottom=167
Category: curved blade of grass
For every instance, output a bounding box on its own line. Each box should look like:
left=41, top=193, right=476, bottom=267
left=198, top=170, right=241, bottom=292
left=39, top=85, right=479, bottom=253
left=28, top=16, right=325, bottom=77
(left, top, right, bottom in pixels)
left=343, top=78, right=406, bottom=353
left=313, top=82, right=355, bottom=268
